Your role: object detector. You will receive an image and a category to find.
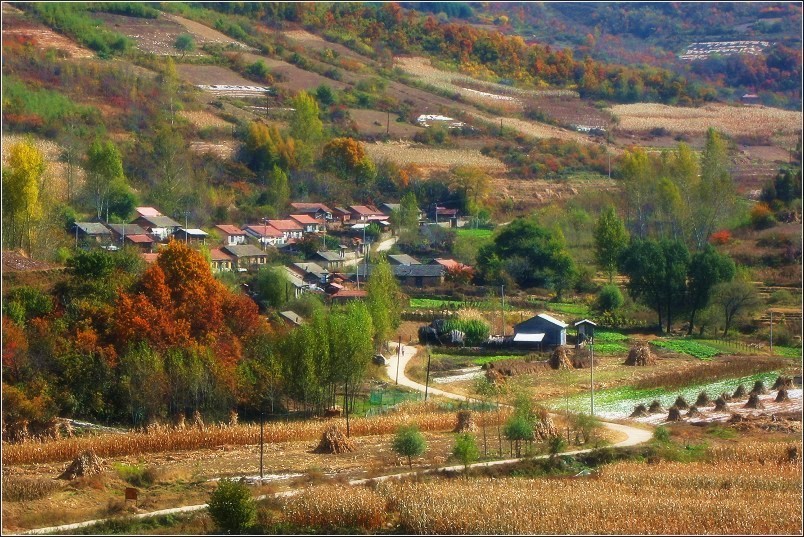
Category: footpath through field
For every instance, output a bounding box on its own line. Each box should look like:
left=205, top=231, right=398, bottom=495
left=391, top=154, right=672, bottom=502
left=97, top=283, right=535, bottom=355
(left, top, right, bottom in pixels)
left=18, top=343, right=653, bottom=535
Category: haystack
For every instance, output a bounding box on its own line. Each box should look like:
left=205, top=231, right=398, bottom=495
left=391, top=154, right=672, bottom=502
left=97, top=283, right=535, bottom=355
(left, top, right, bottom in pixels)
left=750, top=380, right=768, bottom=395
left=667, top=406, right=683, bottom=421
left=630, top=404, right=649, bottom=417
left=58, top=450, right=104, bottom=480
left=571, top=350, right=598, bottom=369
left=313, top=424, right=356, bottom=454
left=732, top=384, right=747, bottom=398
left=772, top=376, right=793, bottom=390
left=454, top=410, right=477, bottom=433
left=744, top=393, right=765, bottom=409
left=720, top=392, right=732, bottom=402
left=673, top=396, right=689, bottom=410
left=228, top=409, right=238, bottom=427
left=713, top=397, right=729, bottom=411
left=485, top=368, right=506, bottom=385
left=695, top=392, right=710, bottom=407
left=648, top=400, right=664, bottom=413
left=776, top=389, right=790, bottom=402
left=533, top=410, right=557, bottom=441
left=173, top=412, right=186, bottom=430
left=687, top=405, right=702, bottom=417
left=624, top=343, right=655, bottom=366
left=550, top=346, right=572, bottom=370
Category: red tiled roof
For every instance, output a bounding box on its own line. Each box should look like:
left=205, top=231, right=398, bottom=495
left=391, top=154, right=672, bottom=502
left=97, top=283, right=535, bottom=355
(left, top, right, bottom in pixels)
left=209, top=248, right=234, bottom=261
left=126, top=234, right=154, bottom=244
left=268, top=219, right=303, bottom=231
left=245, top=224, right=284, bottom=237
left=140, top=253, right=159, bottom=264
left=135, top=206, right=162, bottom=217
left=215, top=224, right=245, bottom=235
left=349, top=205, right=382, bottom=216
left=331, top=289, right=368, bottom=299
left=289, top=214, right=319, bottom=225
left=290, top=202, right=333, bottom=213
left=432, top=258, right=469, bottom=270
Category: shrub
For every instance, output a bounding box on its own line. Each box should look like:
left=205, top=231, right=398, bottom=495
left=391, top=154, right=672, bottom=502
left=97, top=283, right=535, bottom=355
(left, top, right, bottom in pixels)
left=208, top=478, right=257, bottom=534
left=653, top=426, right=670, bottom=443
left=709, top=230, right=732, bottom=245
left=112, top=463, right=160, bottom=488
left=503, top=415, right=533, bottom=457
left=596, top=284, right=624, bottom=312
left=452, top=433, right=479, bottom=471
left=392, top=425, right=427, bottom=469
left=443, top=318, right=490, bottom=346
left=750, top=203, right=776, bottom=230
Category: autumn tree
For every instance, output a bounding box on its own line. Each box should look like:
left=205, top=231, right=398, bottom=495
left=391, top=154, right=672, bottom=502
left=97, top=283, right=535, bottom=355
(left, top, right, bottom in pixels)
left=593, top=205, right=628, bottom=282
left=366, top=258, right=404, bottom=350
left=243, top=122, right=297, bottom=173
left=289, top=91, right=323, bottom=166
left=1, top=139, right=44, bottom=253
left=321, top=137, right=366, bottom=177
left=619, top=147, right=654, bottom=239
left=451, top=165, right=490, bottom=215
left=84, top=138, right=127, bottom=220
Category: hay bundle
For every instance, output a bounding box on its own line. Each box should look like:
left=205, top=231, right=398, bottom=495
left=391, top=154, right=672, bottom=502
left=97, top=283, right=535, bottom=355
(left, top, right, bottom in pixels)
left=630, top=404, right=649, bottom=417
left=776, top=389, right=790, bottom=402
left=667, top=406, right=683, bottom=421
left=313, top=424, right=356, bottom=454
left=648, top=400, right=664, bottom=413
left=750, top=380, right=768, bottom=395
left=732, top=384, right=747, bottom=398
left=454, top=410, right=477, bottom=433
left=549, top=346, right=573, bottom=370
left=713, top=397, right=729, bottom=411
left=192, top=410, right=205, bottom=431
left=728, top=413, right=745, bottom=424
left=571, top=350, right=598, bottom=369
left=58, top=450, right=104, bottom=480
left=695, top=392, right=710, bottom=407
left=720, top=392, right=732, bottom=402
left=228, top=409, right=238, bottom=427
left=744, top=393, right=765, bottom=409
left=687, top=405, right=702, bottom=417
left=772, top=376, right=793, bottom=390
left=533, top=409, right=557, bottom=440
left=485, top=368, right=506, bottom=385
left=673, top=396, right=689, bottom=410
left=173, top=412, right=186, bottom=430
left=624, top=343, right=656, bottom=366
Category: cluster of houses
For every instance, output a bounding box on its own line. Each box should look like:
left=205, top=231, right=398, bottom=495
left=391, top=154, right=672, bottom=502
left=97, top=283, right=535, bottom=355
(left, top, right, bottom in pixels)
left=73, top=202, right=470, bottom=302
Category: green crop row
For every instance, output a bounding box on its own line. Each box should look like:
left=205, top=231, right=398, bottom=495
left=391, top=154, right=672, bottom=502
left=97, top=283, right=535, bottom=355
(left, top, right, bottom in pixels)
left=650, top=339, right=720, bottom=360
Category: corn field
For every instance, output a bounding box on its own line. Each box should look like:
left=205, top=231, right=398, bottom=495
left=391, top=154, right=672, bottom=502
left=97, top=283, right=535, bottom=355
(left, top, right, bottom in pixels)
left=283, top=485, right=386, bottom=531
left=273, top=450, right=801, bottom=534
left=2, top=410, right=507, bottom=465
left=364, top=142, right=506, bottom=170
left=608, top=103, right=802, bottom=138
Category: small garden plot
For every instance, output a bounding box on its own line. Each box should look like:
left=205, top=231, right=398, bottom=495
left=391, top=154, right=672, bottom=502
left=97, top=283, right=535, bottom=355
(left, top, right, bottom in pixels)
left=471, top=355, right=527, bottom=366
left=591, top=343, right=629, bottom=354
left=349, top=109, right=424, bottom=137
left=545, top=302, right=590, bottom=317
left=238, top=52, right=351, bottom=92
left=165, top=13, right=252, bottom=50
left=594, top=330, right=629, bottom=342
left=431, top=366, right=485, bottom=384
left=409, top=298, right=464, bottom=309
left=650, top=339, right=721, bottom=360
left=91, top=12, right=206, bottom=57
left=774, top=346, right=803, bottom=358
left=456, top=228, right=493, bottom=240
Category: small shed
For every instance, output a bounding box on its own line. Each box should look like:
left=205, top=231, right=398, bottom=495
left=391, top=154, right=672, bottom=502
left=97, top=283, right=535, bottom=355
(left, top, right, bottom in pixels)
left=513, top=313, right=567, bottom=347
left=574, top=319, right=597, bottom=347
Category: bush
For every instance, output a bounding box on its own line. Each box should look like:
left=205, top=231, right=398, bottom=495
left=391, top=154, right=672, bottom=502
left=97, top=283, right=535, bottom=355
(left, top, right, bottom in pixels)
left=392, top=425, right=427, bottom=469
left=750, top=203, right=776, bottom=229
left=208, top=478, right=257, bottom=534
left=653, top=426, right=671, bottom=443
left=452, top=433, right=479, bottom=471
left=112, top=463, right=160, bottom=488
left=596, top=284, right=624, bottom=312
left=709, top=229, right=732, bottom=245
left=443, top=318, right=490, bottom=346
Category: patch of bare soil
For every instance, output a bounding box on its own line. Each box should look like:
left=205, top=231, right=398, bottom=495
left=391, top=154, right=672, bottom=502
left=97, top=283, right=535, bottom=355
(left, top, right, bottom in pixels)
left=179, top=110, right=234, bottom=130
left=91, top=12, right=207, bottom=57
left=238, top=52, right=349, bottom=91
left=489, top=176, right=619, bottom=211
left=364, top=142, right=506, bottom=171
left=349, top=109, right=424, bottom=138
left=176, top=64, right=257, bottom=87
left=189, top=140, right=238, bottom=160
left=164, top=13, right=253, bottom=50
left=1, top=9, right=94, bottom=58
left=281, top=28, right=378, bottom=69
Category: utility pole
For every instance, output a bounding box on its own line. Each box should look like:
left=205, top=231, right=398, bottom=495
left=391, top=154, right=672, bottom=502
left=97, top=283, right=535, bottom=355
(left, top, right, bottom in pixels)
left=386, top=110, right=390, bottom=136
left=501, top=285, right=505, bottom=337
left=396, top=336, right=401, bottom=385
left=424, top=349, right=432, bottom=402
left=590, top=325, right=595, bottom=417
left=184, top=211, right=189, bottom=244
left=769, top=310, right=774, bottom=354
left=259, top=411, right=264, bottom=480
left=607, top=143, right=611, bottom=180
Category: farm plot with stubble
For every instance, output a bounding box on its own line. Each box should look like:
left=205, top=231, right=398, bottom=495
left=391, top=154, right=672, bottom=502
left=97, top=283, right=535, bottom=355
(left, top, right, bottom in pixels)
left=365, top=142, right=507, bottom=171
left=608, top=103, right=803, bottom=138
left=273, top=440, right=801, bottom=534
left=91, top=12, right=208, bottom=57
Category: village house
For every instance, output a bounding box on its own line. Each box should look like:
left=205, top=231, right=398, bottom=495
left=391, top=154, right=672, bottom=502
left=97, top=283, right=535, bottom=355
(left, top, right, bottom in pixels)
left=290, top=202, right=333, bottom=221
left=244, top=224, right=285, bottom=247
left=348, top=205, right=386, bottom=222
left=107, top=223, right=148, bottom=243
left=331, top=206, right=352, bottom=225
left=122, top=233, right=155, bottom=253
left=290, top=214, right=325, bottom=233
left=222, top=244, right=269, bottom=271
left=366, top=263, right=445, bottom=288
left=290, top=261, right=330, bottom=286
left=268, top=219, right=304, bottom=241
left=329, top=289, right=368, bottom=303
left=134, top=206, right=162, bottom=218
left=130, top=214, right=183, bottom=242
left=215, top=225, right=248, bottom=246
left=512, top=313, right=568, bottom=349
left=314, top=249, right=359, bottom=270
left=387, top=253, right=421, bottom=266
left=209, top=247, right=234, bottom=272
left=73, top=222, right=113, bottom=247
left=281, top=266, right=309, bottom=299
left=171, top=228, right=209, bottom=246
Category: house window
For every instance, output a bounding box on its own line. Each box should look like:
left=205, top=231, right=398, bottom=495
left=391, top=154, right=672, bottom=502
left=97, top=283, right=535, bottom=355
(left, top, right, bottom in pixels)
left=415, top=276, right=423, bottom=287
